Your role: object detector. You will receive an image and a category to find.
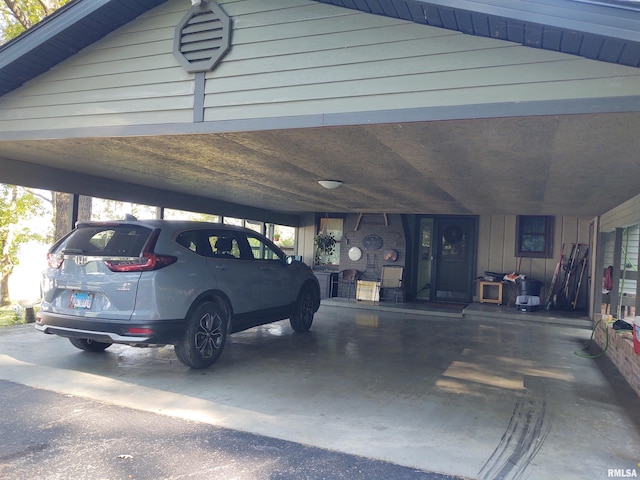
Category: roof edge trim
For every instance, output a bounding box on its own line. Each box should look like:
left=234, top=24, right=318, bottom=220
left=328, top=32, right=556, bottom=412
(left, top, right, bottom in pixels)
left=0, top=156, right=301, bottom=226
left=1, top=96, right=638, bottom=142
left=0, top=0, right=113, bottom=68
left=413, top=0, right=640, bottom=42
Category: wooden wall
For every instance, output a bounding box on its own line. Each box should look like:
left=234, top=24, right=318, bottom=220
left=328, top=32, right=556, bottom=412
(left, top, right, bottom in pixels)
left=299, top=212, right=594, bottom=302
left=477, top=214, right=592, bottom=289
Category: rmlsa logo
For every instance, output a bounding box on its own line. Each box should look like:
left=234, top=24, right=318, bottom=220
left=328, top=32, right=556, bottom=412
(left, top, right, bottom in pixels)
left=608, top=468, right=638, bottom=478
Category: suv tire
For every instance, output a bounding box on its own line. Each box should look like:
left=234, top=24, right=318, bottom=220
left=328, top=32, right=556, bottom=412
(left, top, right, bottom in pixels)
left=290, top=285, right=316, bottom=332
left=175, top=301, right=229, bottom=369
left=69, top=338, right=112, bottom=352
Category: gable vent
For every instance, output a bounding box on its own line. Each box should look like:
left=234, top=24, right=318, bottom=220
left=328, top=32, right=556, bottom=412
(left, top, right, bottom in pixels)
left=174, top=1, right=231, bottom=73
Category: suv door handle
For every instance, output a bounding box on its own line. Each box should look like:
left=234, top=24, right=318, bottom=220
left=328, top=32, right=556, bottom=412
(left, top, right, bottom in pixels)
left=215, top=265, right=227, bottom=270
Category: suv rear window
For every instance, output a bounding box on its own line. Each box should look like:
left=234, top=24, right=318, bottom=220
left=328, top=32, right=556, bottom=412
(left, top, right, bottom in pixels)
left=56, top=225, right=153, bottom=257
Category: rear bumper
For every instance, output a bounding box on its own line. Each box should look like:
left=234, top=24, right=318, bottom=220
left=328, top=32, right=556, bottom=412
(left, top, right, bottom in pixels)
left=35, top=311, right=185, bottom=345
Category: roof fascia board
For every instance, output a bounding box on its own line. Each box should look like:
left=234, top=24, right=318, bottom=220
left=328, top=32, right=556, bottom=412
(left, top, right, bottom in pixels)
left=0, top=0, right=115, bottom=69
left=0, top=155, right=301, bottom=226
left=1, top=96, right=638, bottom=143
left=414, top=0, right=640, bottom=42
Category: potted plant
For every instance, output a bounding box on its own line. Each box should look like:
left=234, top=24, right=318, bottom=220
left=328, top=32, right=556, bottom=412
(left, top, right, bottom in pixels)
left=314, top=231, right=336, bottom=266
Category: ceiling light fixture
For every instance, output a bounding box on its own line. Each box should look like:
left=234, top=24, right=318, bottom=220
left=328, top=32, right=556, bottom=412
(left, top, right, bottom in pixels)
left=318, top=180, right=343, bottom=189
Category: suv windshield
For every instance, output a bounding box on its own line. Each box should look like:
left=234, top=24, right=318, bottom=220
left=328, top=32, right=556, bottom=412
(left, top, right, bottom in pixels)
left=55, top=224, right=153, bottom=257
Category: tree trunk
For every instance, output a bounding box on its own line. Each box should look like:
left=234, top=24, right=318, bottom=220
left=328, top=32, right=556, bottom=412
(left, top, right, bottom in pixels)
left=53, top=193, right=92, bottom=241
left=4, top=0, right=33, bottom=28
left=79, top=195, right=92, bottom=222
left=0, top=186, right=18, bottom=306
left=38, top=0, right=62, bottom=15
left=0, top=267, right=11, bottom=306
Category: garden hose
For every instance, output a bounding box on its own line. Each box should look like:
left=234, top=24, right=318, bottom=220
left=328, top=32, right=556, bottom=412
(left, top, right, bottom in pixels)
left=574, top=318, right=613, bottom=359
left=574, top=316, right=635, bottom=359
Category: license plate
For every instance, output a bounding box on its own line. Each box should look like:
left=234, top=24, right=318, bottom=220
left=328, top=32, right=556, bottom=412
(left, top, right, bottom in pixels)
left=70, top=291, right=94, bottom=309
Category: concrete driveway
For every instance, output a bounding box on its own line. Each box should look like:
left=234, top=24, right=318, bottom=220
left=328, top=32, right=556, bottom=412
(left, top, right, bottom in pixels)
left=0, top=302, right=638, bottom=480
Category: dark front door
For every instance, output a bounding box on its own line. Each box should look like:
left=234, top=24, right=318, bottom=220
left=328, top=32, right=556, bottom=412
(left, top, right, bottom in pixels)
left=430, top=217, right=476, bottom=303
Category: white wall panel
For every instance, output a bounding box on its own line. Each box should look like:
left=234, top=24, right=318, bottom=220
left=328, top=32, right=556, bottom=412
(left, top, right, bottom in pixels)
left=0, top=0, right=189, bottom=130
left=477, top=214, right=592, bottom=291
left=601, top=193, right=640, bottom=231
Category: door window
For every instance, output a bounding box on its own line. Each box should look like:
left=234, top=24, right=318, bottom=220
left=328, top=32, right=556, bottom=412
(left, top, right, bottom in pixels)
left=430, top=217, right=476, bottom=303
left=316, top=217, right=343, bottom=266
left=208, top=234, right=242, bottom=259
left=416, top=218, right=433, bottom=300
left=175, top=230, right=245, bottom=259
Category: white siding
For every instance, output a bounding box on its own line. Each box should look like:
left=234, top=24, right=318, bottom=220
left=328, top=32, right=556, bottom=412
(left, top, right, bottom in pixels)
left=0, top=1, right=193, bottom=130
left=620, top=225, right=639, bottom=296
left=204, top=0, right=640, bottom=121
left=0, top=0, right=639, bottom=131
left=603, top=225, right=639, bottom=295
left=600, top=193, right=640, bottom=231
left=596, top=196, right=640, bottom=313
left=603, top=231, right=616, bottom=268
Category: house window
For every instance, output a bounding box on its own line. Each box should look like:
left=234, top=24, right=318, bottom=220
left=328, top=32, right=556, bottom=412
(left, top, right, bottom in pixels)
left=516, top=216, right=554, bottom=258
left=315, top=217, right=343, bottom=266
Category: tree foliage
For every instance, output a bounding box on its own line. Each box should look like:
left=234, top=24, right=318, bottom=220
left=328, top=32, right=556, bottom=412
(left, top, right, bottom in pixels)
left=1, top=0, right=70, bottom=43
left=0, top=184, right=52, bottom=305
left=0, top=1, right=85, bottom=306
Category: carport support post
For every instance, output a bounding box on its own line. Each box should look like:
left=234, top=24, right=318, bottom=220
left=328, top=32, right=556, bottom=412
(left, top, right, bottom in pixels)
left=193, top=72, right=205, bottom=123
left=636, top=232, right=640, bottom=314
left=71, top=194, right=79, bottom=228
left=611, top=228, right=624, bottom=318
left=594, top=229, right=606, bottom=317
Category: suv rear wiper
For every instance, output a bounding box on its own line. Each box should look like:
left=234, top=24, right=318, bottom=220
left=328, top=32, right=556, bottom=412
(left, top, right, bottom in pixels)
left=62, top=248, right=84, bottom=255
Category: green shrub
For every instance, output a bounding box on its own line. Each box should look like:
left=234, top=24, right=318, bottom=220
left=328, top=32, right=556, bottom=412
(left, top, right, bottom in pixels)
left=0, top=306, right=25, bottom=328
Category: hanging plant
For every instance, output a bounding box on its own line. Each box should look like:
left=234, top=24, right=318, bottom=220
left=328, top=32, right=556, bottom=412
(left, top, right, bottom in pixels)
left=314, top=232, right=336, bottom=265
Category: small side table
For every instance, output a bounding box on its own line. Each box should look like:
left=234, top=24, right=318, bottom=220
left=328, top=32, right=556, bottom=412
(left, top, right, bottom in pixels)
left=479, top=281, right=503, bottom=305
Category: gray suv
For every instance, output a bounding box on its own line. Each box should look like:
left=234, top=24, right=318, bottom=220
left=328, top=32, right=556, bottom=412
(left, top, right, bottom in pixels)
left=36, top=220, right=320, bottom=368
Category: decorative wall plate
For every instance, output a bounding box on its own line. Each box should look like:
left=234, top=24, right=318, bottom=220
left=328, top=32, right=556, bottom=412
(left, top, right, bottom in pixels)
left=362, top=234, right=383, bottom=250
left=383, top=249, right=398, bottom=262
left=348, top=246, right=362, bottom=261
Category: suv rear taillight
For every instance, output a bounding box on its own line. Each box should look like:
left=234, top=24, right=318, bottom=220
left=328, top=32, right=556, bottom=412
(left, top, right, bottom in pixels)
left=104, top=253, right=177, bottom=272
left=47, top=252, right=64, bottom=269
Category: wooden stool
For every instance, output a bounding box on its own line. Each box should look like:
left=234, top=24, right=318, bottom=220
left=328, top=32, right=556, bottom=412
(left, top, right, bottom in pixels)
left=479, top=281, right=503, bottom=305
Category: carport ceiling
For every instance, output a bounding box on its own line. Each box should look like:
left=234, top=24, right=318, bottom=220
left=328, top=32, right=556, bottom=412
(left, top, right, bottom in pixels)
left=1, top=111, right=639, bottom=217
left=1, top=0, right=640, bottom=220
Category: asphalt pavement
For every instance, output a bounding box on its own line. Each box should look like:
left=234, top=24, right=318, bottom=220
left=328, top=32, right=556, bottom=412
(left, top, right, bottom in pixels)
left=0, top=379, right=463, bottom=480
